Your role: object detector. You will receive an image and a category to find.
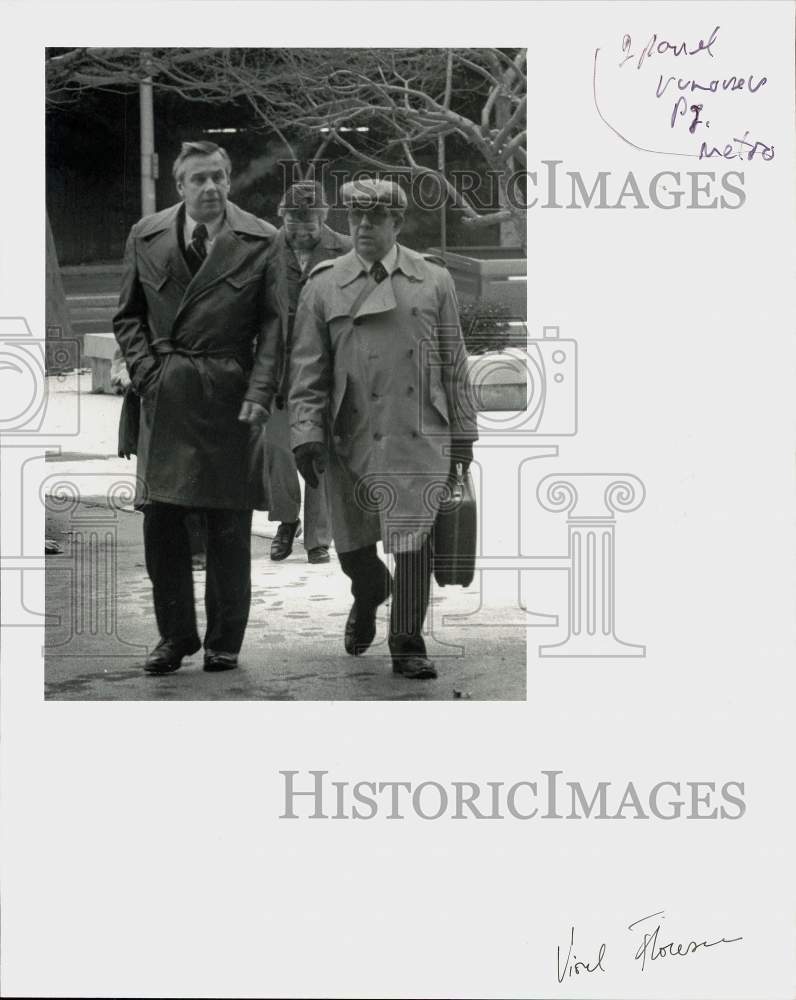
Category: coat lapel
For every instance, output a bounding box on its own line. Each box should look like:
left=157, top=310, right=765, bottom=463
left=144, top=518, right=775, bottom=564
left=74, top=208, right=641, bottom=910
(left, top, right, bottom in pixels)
left=353, top=276, right=397, bottom=319
left=332, top=247, right=418, bottom=320
left=175, top=202, right=268, bottom=318
left=137, top=204, right=191, bottom=292
left=182, top=226, right=248, bottom=302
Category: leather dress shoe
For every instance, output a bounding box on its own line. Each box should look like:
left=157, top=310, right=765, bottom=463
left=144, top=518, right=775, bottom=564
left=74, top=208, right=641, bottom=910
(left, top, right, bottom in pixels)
left=392, top=656, right=438, bottom=680
left=203, top=650, right=239, bottom=672
left=144, top=637, right=201, bottom=674
left=270, top=521, right=301, bottom=561
left=307, top=545, right=330, bottom=564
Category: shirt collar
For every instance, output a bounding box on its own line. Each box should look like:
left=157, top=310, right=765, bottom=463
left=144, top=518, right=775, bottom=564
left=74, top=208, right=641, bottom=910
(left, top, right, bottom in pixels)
left=356, top=242, right=398, bottom=276
left=184, top=209, right=226, bottom=243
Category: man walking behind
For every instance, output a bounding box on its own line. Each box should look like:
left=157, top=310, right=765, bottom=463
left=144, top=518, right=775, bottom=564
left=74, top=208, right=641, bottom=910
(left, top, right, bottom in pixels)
left=114, top=140, right=281, bottom=675
left=288, top=179, right=477, bottom=680
left=263, top=181, right=351, bottom=564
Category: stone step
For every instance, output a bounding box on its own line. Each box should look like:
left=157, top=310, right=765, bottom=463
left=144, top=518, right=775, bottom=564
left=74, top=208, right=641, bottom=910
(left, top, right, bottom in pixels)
left=61, top=264, right=123, bottom=298
left=60, top=263, right=125, bottom=275
left=65, top=293, right=118, bottom=309
left=68, top=306, right=117, bottom=323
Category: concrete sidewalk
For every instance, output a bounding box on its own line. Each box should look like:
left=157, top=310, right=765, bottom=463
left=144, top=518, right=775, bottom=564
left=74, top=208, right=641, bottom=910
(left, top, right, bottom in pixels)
left=43, top=374, right=527, bottom=701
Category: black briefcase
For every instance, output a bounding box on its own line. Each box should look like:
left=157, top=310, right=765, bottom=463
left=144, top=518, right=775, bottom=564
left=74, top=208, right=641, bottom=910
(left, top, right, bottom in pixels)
left=433, top=463, right=477, bottom=587
left=117, top=386, right=140, bottom=459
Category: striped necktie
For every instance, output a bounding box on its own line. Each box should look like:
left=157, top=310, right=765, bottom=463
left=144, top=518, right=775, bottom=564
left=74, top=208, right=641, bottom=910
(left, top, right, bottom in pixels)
left=187, top=223, right=208, bottom=276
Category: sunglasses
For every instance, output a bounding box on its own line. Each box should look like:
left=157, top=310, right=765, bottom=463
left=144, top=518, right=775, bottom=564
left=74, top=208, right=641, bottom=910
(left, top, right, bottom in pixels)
left=347, top=207, right=393, bottom=224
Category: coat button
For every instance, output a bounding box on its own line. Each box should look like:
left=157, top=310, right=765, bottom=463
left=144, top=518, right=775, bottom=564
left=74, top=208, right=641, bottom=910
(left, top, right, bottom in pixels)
left=411, top=306, right=419, bottom=316
left=407, top=386, right=414, bottom=395
left=407, top=348, right=414, bottom=357
left=371, top=392, right=379, bottom=400
left=411, top=431, right=419, bottom=438
left=374, top=432, right=382, bottom=441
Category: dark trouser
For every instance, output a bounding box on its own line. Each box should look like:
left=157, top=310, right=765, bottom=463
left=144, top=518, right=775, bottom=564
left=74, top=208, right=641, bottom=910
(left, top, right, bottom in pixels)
left=143, top=502, right=253, bottom=654
left=265, top=405, right=332, bottom=550
left=185, top=511, right=207, bottom=556
left=338, top=538, right=433, bottom=658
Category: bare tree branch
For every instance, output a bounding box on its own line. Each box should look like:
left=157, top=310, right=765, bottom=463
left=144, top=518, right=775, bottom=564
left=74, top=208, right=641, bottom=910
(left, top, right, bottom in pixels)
left=46, top=46, right=527, bottom=249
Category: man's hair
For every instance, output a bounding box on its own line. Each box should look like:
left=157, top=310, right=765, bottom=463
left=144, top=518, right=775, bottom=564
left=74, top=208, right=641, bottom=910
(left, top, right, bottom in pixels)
left=172, top=141, right=232, bottom=183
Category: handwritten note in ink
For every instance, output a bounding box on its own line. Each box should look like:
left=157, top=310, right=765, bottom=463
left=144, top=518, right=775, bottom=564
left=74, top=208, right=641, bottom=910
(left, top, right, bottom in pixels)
left=594, top=21, right=776, bottom=161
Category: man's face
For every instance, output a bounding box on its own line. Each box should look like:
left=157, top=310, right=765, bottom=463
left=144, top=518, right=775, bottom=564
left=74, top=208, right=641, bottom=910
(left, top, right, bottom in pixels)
left=283, top=212, right=323, bottom=252
left=177, top=152, right=230, bottom=223
left=348, top=206, right=400, bottom=262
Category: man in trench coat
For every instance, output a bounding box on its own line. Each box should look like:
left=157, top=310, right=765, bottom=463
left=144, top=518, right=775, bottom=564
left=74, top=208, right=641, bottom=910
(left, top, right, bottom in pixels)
left=263, top=181, right=351, bottom=564
left=113, top=140, right=281, bottom=674
left=288, top=179, right=478, bottom=680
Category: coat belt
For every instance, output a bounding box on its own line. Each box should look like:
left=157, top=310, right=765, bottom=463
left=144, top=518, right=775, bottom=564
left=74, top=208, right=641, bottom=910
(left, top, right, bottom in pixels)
left=151, top=340, right=250, bottom=365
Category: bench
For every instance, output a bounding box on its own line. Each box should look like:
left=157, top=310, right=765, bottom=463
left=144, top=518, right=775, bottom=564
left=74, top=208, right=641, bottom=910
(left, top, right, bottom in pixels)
left=83, top=332, right=119, bottom=394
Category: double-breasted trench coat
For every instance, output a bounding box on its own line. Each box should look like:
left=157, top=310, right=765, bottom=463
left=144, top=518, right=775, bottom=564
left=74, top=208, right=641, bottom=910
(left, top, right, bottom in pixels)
left=113, top=201, right=282, bottom=510
left=288, top=244, right=478, bottom=554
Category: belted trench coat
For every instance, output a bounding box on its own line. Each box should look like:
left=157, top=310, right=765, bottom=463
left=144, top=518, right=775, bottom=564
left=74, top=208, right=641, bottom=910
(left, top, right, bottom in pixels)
left=288, top=244, right=478, bottom=554
left=113, top=201, right=282, bottom=510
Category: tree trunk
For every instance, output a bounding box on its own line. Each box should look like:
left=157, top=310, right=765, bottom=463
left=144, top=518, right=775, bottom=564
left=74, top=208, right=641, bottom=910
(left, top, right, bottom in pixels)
left=46, top=213, right=74, bottom=373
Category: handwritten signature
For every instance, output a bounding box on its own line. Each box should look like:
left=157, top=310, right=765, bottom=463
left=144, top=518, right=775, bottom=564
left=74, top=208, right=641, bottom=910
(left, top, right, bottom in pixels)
left=630, top=910, right=743, bottom=971
left=556, top=910, right=742, bottom=982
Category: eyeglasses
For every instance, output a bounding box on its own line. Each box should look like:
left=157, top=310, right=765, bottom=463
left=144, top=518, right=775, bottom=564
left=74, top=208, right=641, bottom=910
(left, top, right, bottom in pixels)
left=347, top=207, right=393, bottom=224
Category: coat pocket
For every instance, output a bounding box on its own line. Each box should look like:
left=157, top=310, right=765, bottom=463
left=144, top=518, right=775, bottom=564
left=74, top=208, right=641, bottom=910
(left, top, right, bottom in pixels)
left=429, top=383, right=450, bottom=425
left=330, top=374, right=350, bottom=435
left=225, top=270, right=266, bottom=289
left=139, top=268, right=169, bottom=292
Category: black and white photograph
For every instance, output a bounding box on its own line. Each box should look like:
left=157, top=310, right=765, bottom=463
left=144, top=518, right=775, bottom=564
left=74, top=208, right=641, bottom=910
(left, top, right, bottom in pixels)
left=43, top=45, right=530, bottom=700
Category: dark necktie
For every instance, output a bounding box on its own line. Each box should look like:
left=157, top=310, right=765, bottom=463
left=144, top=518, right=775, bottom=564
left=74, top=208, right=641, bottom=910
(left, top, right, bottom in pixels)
left=370, top=260, right=388, bottom=284
left=187, top=223, right=208, bottom=276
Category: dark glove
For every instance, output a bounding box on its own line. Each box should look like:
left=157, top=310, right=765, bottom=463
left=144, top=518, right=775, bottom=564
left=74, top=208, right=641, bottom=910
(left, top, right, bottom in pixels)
left=275, top=394, right=285, bottom=410
left=293, top=442, right=328, bottom=489
left=449, top=439, right=474, bottom=477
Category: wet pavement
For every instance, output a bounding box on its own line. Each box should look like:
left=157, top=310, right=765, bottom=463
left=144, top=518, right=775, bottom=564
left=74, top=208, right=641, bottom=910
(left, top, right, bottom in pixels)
left=43, top=375, right=527, bottom=701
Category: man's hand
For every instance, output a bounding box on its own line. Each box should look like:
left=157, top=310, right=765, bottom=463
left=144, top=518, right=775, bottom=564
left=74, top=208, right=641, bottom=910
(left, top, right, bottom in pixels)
left=110, top=367, right=132, bottom=395
left=449, top=438, right=474, bottom=476
left=293, top=442, right=327, bottom=489
left=238, top=400, right=269, bottom=426
left=134, top=362, right=161, bottom=398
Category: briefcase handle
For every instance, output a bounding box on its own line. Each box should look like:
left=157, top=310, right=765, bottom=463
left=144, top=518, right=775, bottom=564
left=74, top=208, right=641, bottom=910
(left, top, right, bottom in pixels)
left=449, top=461, right=465, bottom=504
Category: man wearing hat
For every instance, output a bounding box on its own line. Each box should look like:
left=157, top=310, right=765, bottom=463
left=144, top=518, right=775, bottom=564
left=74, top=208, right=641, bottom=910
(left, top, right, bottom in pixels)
left=288, top=178, right=477, bottom=680
left=263, top=181, right=351, bottom=564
